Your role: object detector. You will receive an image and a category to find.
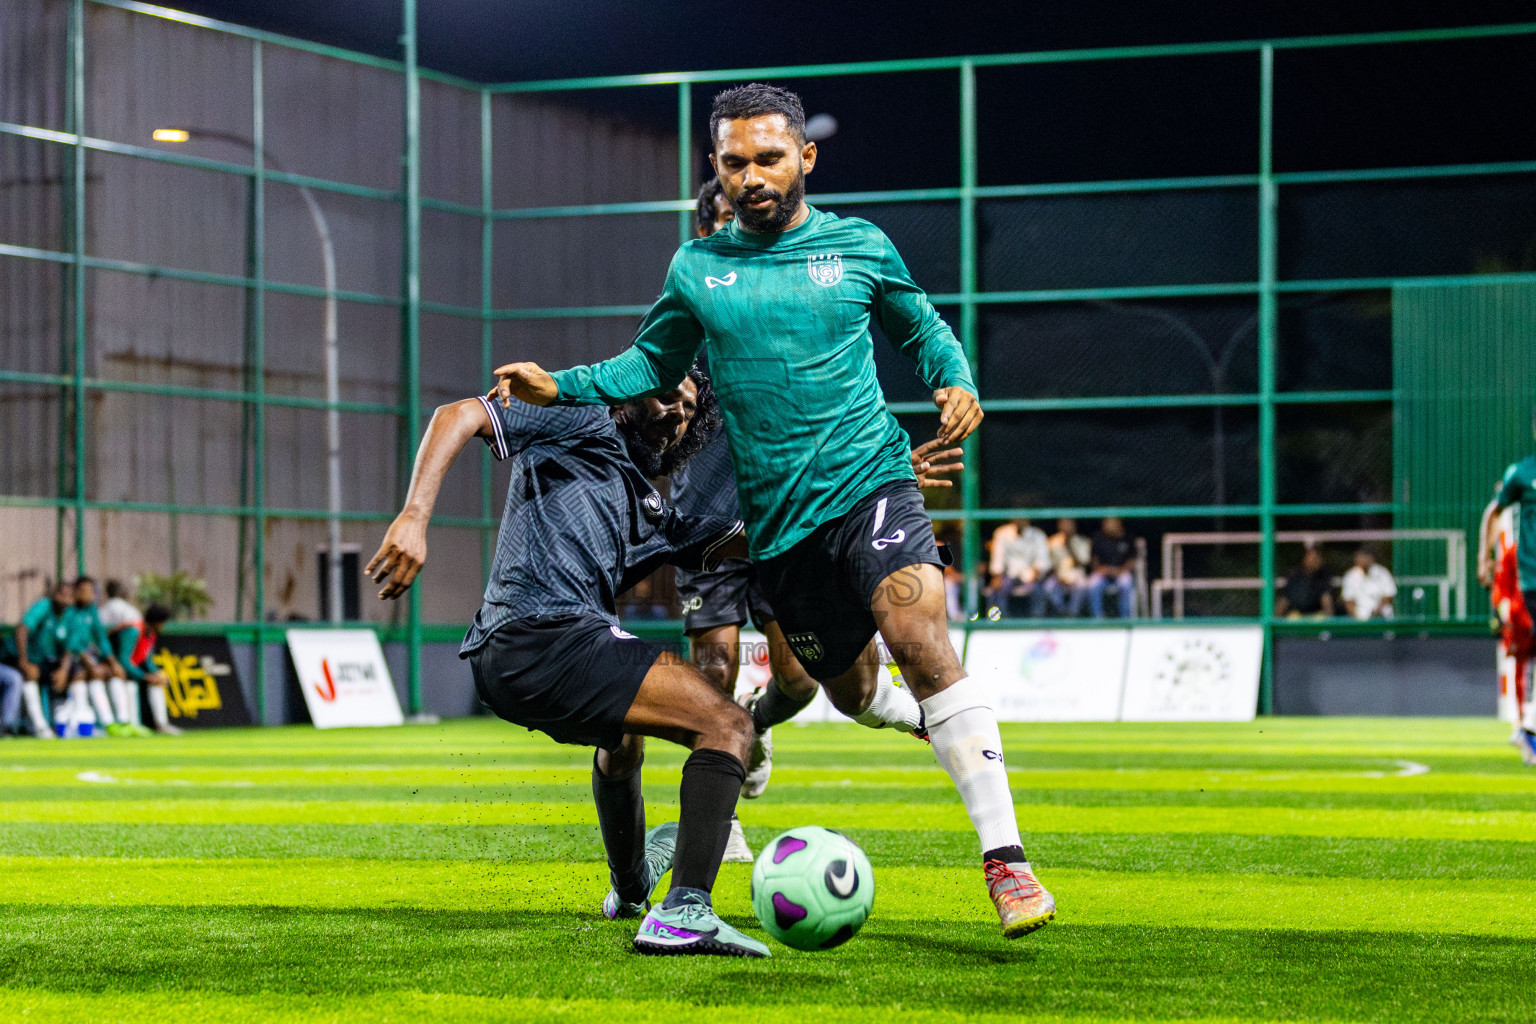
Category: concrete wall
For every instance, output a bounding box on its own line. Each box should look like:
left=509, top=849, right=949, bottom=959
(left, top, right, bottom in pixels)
left=0, top=0, right=679, bottom=626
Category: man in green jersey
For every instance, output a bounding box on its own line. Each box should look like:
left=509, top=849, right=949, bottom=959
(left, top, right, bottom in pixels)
left=61, top=576, right=130, bottom=735
left=497, top=84, right=1052, bottom=938
left=2, top=580, right=74, bottom=738
left=1478, top=409, right=1536, bottom=765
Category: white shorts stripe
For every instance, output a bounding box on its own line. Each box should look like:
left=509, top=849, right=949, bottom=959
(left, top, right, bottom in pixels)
left=871, top=497, right=888, bottom=536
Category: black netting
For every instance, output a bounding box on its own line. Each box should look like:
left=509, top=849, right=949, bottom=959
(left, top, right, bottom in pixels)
left=492, top=89, right=678, bottom=209
left=0, top=134, right=66, bottom=253
left=979, top=299, right=1259, bottom=399
left=420, top=79, right=483, bottom=208
left=1278, top=175, right=1536, bottom=281
left=420, top=209, right=482, bottom=309
left=979, top=407, right=1259, bottom=509
left=1275, top=37, right=1536, bottom=173
left=262, top=294, right=400, bottom=405
left=1, top=254, right=65, bottom=377
left=87, top=149, right=248, bottom=279
left=693, top=72, right=961, bottom=194
left=818, top=202, right=960, bottom=295
left=493, top=317, right=638, bottom=377
left=1277, top=402, right=1392, bottom=506
left=494, top=212, right=675, bottom=309
left=265, top=183, right=403, bottom=298
left=976, top=54, right=1259, bottom=186
left=979, top=189, right=1257, bottom=291
left=873, top=306, right=961, bottom=403
left=1277, top=291, right=1391, bottom=392
left=89, top=270, right=247, bottom=383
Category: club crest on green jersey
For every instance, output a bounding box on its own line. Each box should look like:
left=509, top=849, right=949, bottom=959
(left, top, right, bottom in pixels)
left=807, top=253, right=843, bottom=287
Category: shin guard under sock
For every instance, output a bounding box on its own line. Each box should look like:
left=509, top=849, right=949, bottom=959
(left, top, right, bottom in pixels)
left=921, top=676, right=1024, bottom=857
left=670, top=748, right=746, bottom=894
left=592, top=755, right=648, bottom=903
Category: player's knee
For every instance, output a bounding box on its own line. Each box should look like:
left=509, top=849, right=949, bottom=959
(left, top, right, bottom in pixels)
left=704, top=699, right=753, bottom=763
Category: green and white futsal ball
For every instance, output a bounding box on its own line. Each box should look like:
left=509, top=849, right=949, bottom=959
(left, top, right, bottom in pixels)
left=751, top=826, right=875, bottom=950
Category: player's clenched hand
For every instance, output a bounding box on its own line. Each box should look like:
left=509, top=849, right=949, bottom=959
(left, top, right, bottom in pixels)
left=492, top=362, right=558, bottom=408
left=366, top=513, right=429, bottom=600
left=933, top=387, right=982, bottom=444
left=911, top=438, right=964, bottom=488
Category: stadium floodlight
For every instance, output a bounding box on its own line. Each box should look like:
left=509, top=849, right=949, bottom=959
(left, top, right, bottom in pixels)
left=153, top=126, right=346, bottom=625
left=805, top=113, right=838, bottom=142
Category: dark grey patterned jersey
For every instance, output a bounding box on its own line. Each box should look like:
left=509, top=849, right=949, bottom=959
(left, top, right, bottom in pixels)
left=668, top=423, right=751, bottom=590
left=460, top=396, right=743, bottom=655
left=669, top=427, right=741, bottom=522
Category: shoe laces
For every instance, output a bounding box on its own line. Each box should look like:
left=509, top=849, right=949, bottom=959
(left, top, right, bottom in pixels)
left=985, top=860, right=1043, bottom=902
left=669, top=893, right=714, bottom=924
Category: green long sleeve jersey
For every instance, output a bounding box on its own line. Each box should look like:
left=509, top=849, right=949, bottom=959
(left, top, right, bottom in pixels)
left=550, top=206, right=976, bottom=559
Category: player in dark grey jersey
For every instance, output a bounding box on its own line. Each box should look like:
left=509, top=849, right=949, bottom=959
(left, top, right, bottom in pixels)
left=368, top=367, right=772, bottom=958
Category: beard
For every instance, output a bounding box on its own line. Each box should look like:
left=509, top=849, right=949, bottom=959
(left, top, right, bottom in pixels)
left=617, top=416, right=675, bottom=479
left=728, top=166, right=806, bottom=232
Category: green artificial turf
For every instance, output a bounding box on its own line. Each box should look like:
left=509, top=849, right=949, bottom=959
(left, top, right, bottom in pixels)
left=1, top=717, right=1533, bottom=1022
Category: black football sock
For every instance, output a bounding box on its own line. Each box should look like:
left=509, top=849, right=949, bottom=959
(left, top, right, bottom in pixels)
left=668, top=747, right=747, bottom=897
left=984, top=844, right=1029, bottom=866
left=751, top=677, right=816, bottom=732
left=592, top=753, right=649, bottom=903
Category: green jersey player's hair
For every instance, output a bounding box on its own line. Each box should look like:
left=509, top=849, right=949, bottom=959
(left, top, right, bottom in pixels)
left=709, top=83, right=805, bottom=145
left=695, top=177, right=725, bottom=237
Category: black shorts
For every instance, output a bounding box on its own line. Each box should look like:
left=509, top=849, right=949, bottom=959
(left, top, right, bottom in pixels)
left=756, top=479, right=947, bottom=680
left=466, top=613, right=662, bottom=751
left=677, top=560, right=776, bottom=634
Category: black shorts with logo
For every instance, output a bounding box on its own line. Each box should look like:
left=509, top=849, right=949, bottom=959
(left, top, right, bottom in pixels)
left=756, top=479, right=947, bottom=680
left=466, top=613, right=661, bottom=751
left=677, top=560, right=776, bottom=634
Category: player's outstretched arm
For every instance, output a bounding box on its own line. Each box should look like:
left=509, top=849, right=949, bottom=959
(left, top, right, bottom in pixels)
left=367, top=399, right=492, bottom=600
left=933, top=387, right=983, bottom=444
left=1477, top=496, right=1502, bottom=588
left=493, top=362, right=558, bottom=408
left=911, top=438, right=964, bottom=488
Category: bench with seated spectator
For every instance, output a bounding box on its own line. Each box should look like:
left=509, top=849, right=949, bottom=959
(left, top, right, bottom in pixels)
left=1276, top=545, right=1335, bottom=619
left=1088, top=517, right=1138, bottom=619
left=1044, top=517, right=1091, bottom=617
left=1342, top=545, right=1396, bottom=620
left=987, top=517, right=1050, bottom=618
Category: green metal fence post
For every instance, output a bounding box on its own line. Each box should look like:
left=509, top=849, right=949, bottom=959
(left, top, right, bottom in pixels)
left=678, top=83, right=693, bottom=245
left=251, top=39, right=269, bottom=723
left=480, top=89, right=494, bottom=584
left=959, top=60, right=981, bottom=618
left=68, top=0, right=87, bottom=578
left=1257, top=45, right=1279, bottom=712
left=401, top=0, right=424, bottom=716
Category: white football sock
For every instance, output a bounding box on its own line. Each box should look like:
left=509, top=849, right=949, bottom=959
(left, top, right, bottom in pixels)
left=147, top=685, right=170, bottom=729
left=126, top=681, right=143, bottom=726
left=21, top=681, right=49, bottom=733
left=920, top=675, right=1023, bottom=856
left=66, top=681, right=91, bottom=726
left=108, top=677, right=132, bottom=723
left=852, top=673, right=923, bottom=732
left=88, top=679, right=118, bottom=726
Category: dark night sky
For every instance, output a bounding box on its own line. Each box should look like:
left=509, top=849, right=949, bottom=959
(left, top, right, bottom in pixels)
left=165, top=1, right=1535, bottom=84
left=163, top=0, right=1536, bottom=190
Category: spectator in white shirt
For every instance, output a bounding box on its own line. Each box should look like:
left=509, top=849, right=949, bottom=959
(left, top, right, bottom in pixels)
left=1341, top=546, right=1396, bottom=620
left=1044, top=517, right=1091, bottom=617
left=987, top=518, right=1051, bottom=617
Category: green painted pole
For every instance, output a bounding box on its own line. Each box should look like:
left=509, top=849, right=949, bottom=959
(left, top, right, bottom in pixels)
left=958, top=61, right=981, bottom=618
left=678, top=83, right=693, bottom=245
left=1257, top=45, right=1278, bottom=713
left=69, top=0, right=86, bottom=578
left=402, top=0, right=424, bottom=716
left=251, top=39, right=269, bottom=722
left=480, top=89, right=494, bottom=585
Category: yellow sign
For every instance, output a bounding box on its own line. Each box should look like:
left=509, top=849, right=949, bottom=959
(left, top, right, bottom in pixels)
left=152, top=650, right=226, bottom=719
